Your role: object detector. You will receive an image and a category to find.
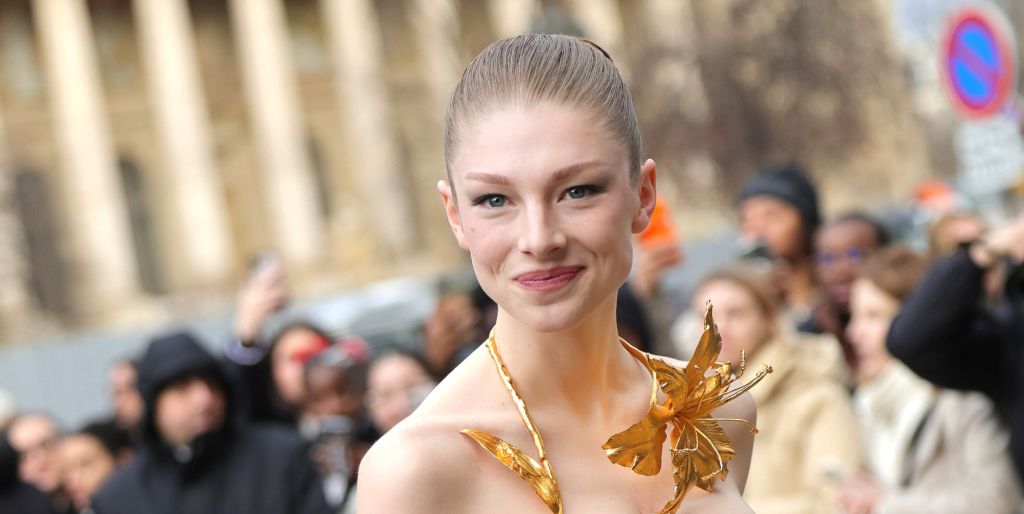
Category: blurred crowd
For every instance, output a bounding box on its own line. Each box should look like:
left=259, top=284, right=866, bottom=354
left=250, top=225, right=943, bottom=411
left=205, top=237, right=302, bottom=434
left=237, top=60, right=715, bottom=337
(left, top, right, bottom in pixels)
left=1, top=164, right=1023, bottom=514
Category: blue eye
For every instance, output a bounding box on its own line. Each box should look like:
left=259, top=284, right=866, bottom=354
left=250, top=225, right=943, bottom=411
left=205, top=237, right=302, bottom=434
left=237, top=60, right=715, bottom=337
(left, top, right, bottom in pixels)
left=564, top=185, right=600, bottom=200
left=473, top=194, right=507, bottom=208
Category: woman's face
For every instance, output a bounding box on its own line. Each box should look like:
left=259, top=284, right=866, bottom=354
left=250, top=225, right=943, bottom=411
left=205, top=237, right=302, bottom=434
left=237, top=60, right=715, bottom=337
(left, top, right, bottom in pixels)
left=366, top=354, right=436, bottom=433
left=272, top=329, right=327, bottom=408
left=846, top=278, right=898, bottom=385
left=439, top=103, right=656, bottom=333
left=692, top=279, right=773, bottom=365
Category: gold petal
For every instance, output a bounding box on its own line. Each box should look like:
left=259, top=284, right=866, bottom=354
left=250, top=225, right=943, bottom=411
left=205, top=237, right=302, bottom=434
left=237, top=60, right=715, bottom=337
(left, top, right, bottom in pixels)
left=461, top=429, right=563, bottom=513
left=602, top=404, right=673, bottom=476
left=689, top=418, right=733, bottom=491
left=649, top=357, right=689, bottom=407
left=686, top=304, right=723, bottom=389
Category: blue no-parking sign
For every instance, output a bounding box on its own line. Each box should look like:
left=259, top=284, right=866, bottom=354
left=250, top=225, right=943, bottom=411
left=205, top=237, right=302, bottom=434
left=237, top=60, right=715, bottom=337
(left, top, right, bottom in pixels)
left=942, top=8, right=1017, bottom=119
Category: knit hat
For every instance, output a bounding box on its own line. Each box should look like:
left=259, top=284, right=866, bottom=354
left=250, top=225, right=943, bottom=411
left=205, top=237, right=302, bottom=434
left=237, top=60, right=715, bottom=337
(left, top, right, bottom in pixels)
left=737, top=164, right=821, bottom=230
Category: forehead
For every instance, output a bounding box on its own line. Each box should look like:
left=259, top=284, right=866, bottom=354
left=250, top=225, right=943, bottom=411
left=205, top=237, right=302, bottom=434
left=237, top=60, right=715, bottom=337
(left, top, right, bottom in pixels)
left=9, top=416, right=58, bottom=444
left=450, top=103, right=626, bottom=187
left=851, top=278, right=896, bottom=307
left=60, top=435, right=105, bottom=457
left=817, top=220, right=877, bottom=247
left=370, top=354, right=427, bottom=383
left=696, top=279, right=756, bottom=304
left=739, top=196, right=798, bottom=217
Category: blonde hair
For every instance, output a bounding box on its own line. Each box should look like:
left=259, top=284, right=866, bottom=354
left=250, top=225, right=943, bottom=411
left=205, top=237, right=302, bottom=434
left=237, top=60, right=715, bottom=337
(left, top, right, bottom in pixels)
left=444, top=34, right=641, bottom=189
left=696, top=265, right=781, bottom=319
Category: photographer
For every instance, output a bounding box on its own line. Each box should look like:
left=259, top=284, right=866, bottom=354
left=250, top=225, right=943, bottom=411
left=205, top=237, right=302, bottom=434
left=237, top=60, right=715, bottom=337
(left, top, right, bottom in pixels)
left=887, top=213, right=1024, bottom=478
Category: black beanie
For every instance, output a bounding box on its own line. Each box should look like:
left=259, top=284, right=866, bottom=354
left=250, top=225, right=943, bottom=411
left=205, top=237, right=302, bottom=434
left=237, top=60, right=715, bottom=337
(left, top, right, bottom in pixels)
left=736, top=164, right=821, bottom=230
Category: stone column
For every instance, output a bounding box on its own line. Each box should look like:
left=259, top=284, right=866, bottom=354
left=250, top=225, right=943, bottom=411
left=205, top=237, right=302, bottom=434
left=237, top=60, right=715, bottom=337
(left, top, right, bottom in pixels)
left=320, top=0, right=417, bottom=257
left=32, top=0, right=139, bottom=314
left=412, top=0, right=461, bottom=113
left=134, top=0, right=233, bottom=285
left=487, top=0, right=538, bottom=38
left=0, top=98, right=35, bottom=336
left=228, top=0, right=323, bottom=266
left=567, top=0, right=628, bottom=71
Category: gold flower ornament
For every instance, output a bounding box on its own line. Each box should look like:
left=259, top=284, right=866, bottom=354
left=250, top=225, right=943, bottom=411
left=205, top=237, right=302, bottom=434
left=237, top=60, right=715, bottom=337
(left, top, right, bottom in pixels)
left=603, top=303, right=773, bottom=513
left=460, top=303, right=771, bottom=514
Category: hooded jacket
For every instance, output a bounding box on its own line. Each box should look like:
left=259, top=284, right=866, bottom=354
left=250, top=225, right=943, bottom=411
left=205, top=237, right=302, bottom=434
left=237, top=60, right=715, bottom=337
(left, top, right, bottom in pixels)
left=91, top=331, right=329, bottom=514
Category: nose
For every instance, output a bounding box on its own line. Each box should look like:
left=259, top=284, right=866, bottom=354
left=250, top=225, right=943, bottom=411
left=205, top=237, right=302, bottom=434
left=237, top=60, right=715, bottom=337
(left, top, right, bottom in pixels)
left=517, top=202, right=566, bottom=258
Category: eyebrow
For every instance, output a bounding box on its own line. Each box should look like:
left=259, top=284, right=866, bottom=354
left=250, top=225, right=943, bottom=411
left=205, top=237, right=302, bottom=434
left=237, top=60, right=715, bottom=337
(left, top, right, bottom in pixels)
left=464, top=161, right=605, bottom=186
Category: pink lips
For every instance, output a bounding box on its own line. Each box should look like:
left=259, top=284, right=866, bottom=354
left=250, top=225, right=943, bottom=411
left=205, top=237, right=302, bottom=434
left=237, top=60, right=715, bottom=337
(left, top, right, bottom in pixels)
left=515, top=266, right=583, bottom=291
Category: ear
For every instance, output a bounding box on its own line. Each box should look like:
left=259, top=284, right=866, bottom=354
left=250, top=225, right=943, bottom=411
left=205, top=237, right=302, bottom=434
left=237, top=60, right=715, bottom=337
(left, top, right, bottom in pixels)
left=437, top=180, right=470, bottom=250
left=631, top=159, right=658, bottom=234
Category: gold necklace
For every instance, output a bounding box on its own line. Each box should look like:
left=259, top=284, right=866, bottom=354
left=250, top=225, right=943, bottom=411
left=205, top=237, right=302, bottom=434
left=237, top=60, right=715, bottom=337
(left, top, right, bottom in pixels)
left=460, top=329, right=564, bottom=513
left=460, top=305, right=772, bottom=514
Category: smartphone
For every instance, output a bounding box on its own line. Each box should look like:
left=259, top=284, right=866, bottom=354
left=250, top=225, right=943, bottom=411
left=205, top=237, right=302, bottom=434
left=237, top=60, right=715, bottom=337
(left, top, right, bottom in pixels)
left=248, top=251, right=282, bottom=281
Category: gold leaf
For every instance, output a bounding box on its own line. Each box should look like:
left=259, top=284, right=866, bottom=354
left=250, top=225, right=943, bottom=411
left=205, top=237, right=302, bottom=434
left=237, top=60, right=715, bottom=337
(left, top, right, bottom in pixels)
left=460, top=429, right=562, bottom=513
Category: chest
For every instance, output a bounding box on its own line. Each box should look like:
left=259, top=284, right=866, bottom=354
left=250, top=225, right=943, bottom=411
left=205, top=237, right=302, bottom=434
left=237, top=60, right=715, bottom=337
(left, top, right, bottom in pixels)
left=461, top=431, right=678, bottom=514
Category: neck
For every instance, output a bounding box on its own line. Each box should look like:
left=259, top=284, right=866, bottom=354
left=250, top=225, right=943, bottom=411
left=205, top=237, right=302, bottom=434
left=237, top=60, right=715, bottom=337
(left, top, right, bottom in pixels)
left=490, top=296, right=645, bottom=422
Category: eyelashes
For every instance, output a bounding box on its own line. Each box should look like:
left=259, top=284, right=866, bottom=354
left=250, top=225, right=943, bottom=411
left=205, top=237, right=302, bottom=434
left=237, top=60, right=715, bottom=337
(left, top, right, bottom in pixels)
left=470, top=185, right=605, bottom=209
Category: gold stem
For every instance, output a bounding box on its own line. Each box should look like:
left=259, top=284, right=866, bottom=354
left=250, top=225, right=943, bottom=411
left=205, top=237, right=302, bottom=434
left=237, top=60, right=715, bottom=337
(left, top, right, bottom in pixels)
left=485, top=329, right=558, bottom=479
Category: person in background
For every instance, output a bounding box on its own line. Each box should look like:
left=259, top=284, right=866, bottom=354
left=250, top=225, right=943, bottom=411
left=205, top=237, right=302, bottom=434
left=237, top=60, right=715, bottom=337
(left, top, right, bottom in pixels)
left=736, top=164, right=821, bottom=326
left=927, top=211, right=986, bottom=259
left=692, top=265, right=861, bottom=514
left=0, top=389, right=15, bottom=430
left=886, top=213, right=1024, bottom=481
left=926, top=211, right=1006, bottom=308
left=58, top=421, right=133, bottom=513
left=629, top=195, right=685, bottom=356
left=0, top=433, right=56, bottom=514
left=841, top=245, right=1020, bottom=514
left=364, top=350, right=436, bottom=435
left=7, top=412, right=71, bottom=513
left=804, top=212, right=889, bottom=368
left=226, top=252, right=319, bottom=426
left=301, top=339, right=374, bottom=514
left=107, top=359, right=143, bottom=436
left=91, top=331, right=330, bottom=514
left=422, top=290, right=483, bottom=380
left=615, top=283, right=655, bottom=353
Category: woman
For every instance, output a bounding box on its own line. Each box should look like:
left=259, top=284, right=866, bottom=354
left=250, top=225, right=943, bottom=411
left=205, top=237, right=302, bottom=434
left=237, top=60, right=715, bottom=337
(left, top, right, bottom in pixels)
left=691, top=266, right=862, bottom=514
left=841, top=246, right=1020, bottom=514
left=358, top=35, right=760, bottom=513
left=365, top=350, right=436, bottom=435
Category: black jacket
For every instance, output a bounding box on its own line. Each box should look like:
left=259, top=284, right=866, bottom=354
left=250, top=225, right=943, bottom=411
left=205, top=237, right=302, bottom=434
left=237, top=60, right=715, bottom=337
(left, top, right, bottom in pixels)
left=90, top=331, right=330, bottom=514
left=0, top=435, right=56, bottom=514
left=887, top=249, right=1024, bottom=476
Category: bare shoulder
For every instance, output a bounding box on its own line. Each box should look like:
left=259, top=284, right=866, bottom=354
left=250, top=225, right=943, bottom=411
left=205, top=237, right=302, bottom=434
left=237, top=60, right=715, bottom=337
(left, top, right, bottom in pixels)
left=357, top=348, right=499, bottom=514
left=356, top=415, right=477, bottom=514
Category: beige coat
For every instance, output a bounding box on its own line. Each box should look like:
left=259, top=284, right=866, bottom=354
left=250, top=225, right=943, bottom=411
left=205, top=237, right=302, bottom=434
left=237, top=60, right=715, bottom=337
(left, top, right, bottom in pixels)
left=872, top=389, right=1021, bottom=514
left=744, top=336, right=863, bottom=514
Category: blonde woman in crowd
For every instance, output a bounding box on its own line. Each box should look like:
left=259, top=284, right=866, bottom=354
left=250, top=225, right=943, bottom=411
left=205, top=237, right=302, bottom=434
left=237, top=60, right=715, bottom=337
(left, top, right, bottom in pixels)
left=692, top=265, right=862, bottom=514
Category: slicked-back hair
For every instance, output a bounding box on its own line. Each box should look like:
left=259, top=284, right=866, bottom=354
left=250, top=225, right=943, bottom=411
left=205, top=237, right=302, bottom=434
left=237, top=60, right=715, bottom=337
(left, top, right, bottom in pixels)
left=444, top=34, right=641, bottom=191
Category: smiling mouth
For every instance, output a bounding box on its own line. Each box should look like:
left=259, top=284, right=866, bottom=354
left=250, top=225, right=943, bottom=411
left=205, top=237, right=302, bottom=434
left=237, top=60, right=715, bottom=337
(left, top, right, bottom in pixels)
left=515, top=266, right=584, bottom=291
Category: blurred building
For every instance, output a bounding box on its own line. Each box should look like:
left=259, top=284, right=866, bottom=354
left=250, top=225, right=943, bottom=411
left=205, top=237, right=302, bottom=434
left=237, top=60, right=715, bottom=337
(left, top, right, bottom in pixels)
left=0, top=0, right=951, bottom=344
